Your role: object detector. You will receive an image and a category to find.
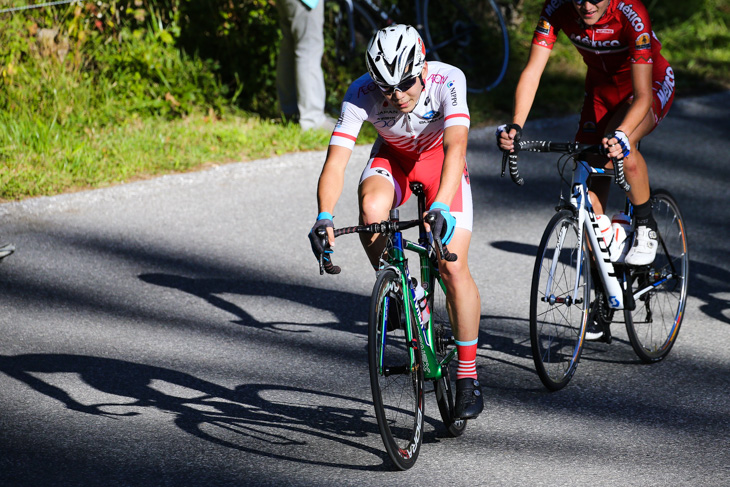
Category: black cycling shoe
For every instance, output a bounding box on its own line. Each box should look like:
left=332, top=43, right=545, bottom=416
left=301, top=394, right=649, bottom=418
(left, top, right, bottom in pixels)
left=454, top=378, right=483, bottom=420
left=584, top=321, right=604, bottom=341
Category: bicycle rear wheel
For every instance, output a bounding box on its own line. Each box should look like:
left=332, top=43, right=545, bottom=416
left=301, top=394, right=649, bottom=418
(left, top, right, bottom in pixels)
left=530, top=210, right=591, bottom=391
left=422, top=0, right=509, bottom=92
left=369, top=268, right=424, bottom=470
left=324, top=0, right=378, bottom=66
left=624, top=189, right=688, bottom=363
left=429, top=276, right=467, bottom=437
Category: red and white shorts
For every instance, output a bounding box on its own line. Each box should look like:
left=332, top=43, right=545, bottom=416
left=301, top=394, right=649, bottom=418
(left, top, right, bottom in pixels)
left=359, top=140, right=473, bottom=232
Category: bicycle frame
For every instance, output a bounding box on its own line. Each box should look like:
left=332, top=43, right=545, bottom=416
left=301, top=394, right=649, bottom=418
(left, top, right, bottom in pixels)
left=549, top=159, right=631, bottom=310
left=379, top=214, right=455, bottom=382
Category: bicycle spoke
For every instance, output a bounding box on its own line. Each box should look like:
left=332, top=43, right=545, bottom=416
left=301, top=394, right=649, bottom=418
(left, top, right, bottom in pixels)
left=369, top=269, right=424, bottom=470
left=624, top=190, right=688, bottom=362
left=530, top=211, right=589, bottom=391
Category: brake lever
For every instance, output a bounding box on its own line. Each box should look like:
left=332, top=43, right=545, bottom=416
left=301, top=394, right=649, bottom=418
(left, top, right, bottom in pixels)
left=424, top=213, right=458, bottom=262
left=315, top=227, right=341, bottom=275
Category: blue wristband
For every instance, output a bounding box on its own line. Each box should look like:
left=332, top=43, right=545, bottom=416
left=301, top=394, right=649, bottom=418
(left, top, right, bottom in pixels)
left=317, top=212, right=334, bottom=221
left=429, top=202, right=450, bottom=212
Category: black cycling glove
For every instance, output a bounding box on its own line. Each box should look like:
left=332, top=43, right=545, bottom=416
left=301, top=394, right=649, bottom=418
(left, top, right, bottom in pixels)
left=308, top=212, right=334, bottom=262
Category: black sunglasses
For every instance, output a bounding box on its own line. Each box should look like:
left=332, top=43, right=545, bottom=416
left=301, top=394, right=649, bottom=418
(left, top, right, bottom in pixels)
left=376, top=75, right=419, bottom=95
left=573, top=0, right=602, bottom=5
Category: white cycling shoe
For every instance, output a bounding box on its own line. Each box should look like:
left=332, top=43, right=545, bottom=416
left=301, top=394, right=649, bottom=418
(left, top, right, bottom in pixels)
left=624, top=226, right=658, bottom=266
left=0, top=242, right=15, bottom=260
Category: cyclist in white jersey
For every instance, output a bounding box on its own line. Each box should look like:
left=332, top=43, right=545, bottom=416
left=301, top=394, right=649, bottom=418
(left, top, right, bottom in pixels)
left=309, top=24, right=483, bottom=420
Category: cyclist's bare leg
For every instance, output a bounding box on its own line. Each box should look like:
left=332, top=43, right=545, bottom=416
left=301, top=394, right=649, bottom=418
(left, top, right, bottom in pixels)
left=358, top=174, right=396, bottom=268
left=588, top=103, right=656, bottom=214
left=437, top=228, right=481, bottom=342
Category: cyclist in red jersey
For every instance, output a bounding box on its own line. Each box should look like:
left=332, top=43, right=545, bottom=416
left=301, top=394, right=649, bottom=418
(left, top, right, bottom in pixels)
left=309, top=24, right=483, bottom=419
left=497, top=0, right=675, bottom=274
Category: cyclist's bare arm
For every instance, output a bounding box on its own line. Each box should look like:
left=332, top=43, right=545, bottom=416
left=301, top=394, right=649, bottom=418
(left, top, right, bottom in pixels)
left=499, top=44, right=551, bottom=152
left=316, top=144, right=353, bottom=246
left=513, top=45, right=551, bottom=126
left=434, top=125, right=469, bottom=208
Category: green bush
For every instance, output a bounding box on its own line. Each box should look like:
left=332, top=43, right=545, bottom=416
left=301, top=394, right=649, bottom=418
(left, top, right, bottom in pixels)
left=0, top=0, right=230, bottom=122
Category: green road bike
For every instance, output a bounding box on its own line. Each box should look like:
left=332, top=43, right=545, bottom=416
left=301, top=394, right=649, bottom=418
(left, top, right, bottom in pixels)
left=317, top=182, right=466, bottom=470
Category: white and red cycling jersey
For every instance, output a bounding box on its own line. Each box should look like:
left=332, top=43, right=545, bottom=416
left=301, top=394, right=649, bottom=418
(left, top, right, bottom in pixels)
left=330, top=61, right=473, bottom=231
left=533, top=0, right=675, bottom=142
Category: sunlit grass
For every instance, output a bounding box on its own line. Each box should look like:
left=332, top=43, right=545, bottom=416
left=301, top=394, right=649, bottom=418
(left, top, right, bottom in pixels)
left=0, top=111, right=345, bottom=201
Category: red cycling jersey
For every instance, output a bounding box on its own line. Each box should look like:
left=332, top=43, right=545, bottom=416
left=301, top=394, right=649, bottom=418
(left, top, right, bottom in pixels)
left=533, top=0, right=675, bottom=142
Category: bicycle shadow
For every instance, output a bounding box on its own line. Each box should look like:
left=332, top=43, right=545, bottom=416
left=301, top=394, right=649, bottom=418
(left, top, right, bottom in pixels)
left=688, top=254, right=730, bottom=326
left=0, top=353, right=456, bottom=473
left=491, top=239, right=730, bottom=325
left=138, top=272, right=369, bottom=335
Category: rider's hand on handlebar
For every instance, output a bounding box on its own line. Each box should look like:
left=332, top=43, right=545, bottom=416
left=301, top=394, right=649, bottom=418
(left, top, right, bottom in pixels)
left=496, top=123, right=522, bottom=153
left=603, top=130, right=631, bottom=160
left=308, top=212, right=335, bottom=263
left=426, top=202, right=456, bottom=245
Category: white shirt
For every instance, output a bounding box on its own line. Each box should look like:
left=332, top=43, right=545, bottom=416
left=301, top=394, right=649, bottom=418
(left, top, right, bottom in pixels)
left=330, top=61, right=470, bottom=158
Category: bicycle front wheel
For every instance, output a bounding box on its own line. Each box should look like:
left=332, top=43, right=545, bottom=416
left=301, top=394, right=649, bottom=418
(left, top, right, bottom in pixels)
left=369, top=268, right=424, bottom=470
left=422, top=0, right=509, bottom=92
left=429, top=276, right=467, bottom=437
left=530, top=210, right=591, bottom=391
left=624, top=189, right=689, bottom=363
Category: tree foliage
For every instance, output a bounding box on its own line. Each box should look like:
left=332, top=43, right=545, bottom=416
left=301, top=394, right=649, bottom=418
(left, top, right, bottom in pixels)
left=0, top=0, right=727, bottom=125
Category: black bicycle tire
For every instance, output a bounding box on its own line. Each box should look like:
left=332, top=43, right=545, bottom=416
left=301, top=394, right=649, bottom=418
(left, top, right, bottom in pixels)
left=530, top=210, right=591, bottom=391
left=323, top=0, right=353, bottom=64
left=353, top=2, right=379, bottom=43
left=324, top=0, right=378, bottom=64
left=368, top=268, right=424, bottom=470
left=624, top=189, right=688, bottom=363
left=429, top=276, right=467, bottom=437
left=421, top=0, right=509, bottom=92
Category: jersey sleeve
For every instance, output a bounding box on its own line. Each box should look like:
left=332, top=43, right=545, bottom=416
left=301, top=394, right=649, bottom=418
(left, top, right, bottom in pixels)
left=441, top=67, right=470, bottom=130
left=618, top=1, right=655, bottom=64
left=532, top=1, right=560, bottom=50
left=329, top=77, right=370, bottom=150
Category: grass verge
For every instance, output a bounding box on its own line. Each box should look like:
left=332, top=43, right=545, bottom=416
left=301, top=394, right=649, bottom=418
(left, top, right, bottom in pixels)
left=1, top=0, right=727, bottom=202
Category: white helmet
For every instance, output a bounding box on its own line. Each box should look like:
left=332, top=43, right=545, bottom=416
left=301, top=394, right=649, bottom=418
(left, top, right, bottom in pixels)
left=365, top=24, right=426, bottom=88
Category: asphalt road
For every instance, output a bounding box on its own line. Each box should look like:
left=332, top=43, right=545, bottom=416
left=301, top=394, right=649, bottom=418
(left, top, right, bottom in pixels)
left=1, top=91, right=729, bottom=486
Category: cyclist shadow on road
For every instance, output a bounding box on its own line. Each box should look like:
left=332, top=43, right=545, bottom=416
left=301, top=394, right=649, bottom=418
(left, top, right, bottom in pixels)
left=138, top=272, right=370, bottom=335
left=0, top=352, right=451, bottom=472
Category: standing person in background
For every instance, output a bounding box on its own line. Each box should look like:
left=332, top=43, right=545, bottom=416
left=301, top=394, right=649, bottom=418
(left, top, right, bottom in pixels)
left=276, top=0, right=336, bottom=132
